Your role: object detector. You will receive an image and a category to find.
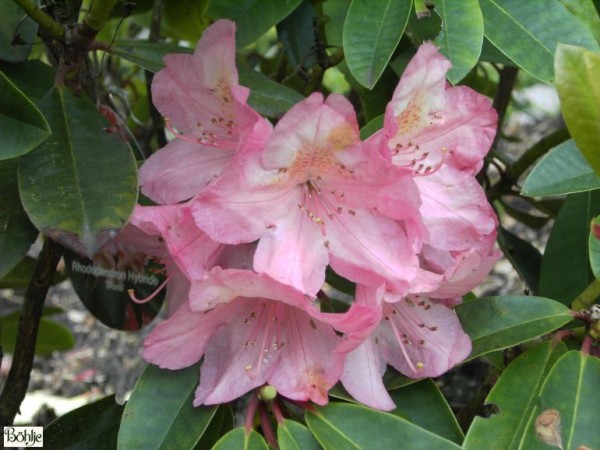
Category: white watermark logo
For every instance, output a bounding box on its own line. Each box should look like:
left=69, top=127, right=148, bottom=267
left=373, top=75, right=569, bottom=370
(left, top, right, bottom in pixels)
left=4, top=427, right=43, bottom=447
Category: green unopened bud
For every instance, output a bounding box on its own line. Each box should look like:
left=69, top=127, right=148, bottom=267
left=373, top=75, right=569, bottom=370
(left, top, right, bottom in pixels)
left=258, top=385, right=277, bottom=402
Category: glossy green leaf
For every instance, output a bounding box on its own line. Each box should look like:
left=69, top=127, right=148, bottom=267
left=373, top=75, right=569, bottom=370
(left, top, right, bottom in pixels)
left=0, top=60, right=55, bottom=103
left=163, top=0, right=210, bottom=42
left=0, top=0, right=39, bottom=62
left=208, top=0, right=303, bottom=47
left=464, top=341, right=567, bottom=450
left=500, top=201, right=549, bottom=230
left=522, top=140, right=600, bottom=196
left=118, top=363, right=218, bottom=450
left=0, top=312, right=75, bottom=355
left=0, top=70, right=51, bottom=160
left=540, top=190, right=600, bottom=303
left=433, top=0, right=484, bottom=84
left=343, top=0, right=411, bottom=88
left=555, top=44, right=600, bottom=175
left=18, top=88, right=138, bottom=258
left=560, top=0, right=600, bottom=45
left=110, top=41, right=193, bottom=73
left=589, top=216, right=600, bottom=279
left=389, top=379, right=464, bottom=445
left=212, top=428, right=269, bottom=450
left=456, top=296, right=572, bottom=359
left=497, top=227, right=542, bottom=294
left=277, top=2, right=318, bottom=71
left=518, top=351, right=600, bottom=449
left=278, top=420, right=321, bottom=450
left=359, top=114, right=384, bottom=139
left=0, top=159, right=38, bottom=278
left=194, top=405, right=234, bottom=449
left=45, top=395, right=124, bottom=450
left=479, top=0, right=599, bottom=83
left=306, top=403, right=462, bottom=449
left=238, top=68, right=304, bottom=118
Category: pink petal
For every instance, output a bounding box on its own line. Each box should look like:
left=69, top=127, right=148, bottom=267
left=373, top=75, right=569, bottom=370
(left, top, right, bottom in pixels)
left=341, top=338, right=395, bottom=411
left=139, top=138, right=235, bottom=204
left=253, top=194, right=329, bottom=295
left=192, top=176, right=302, bottom=244
left=267, top=306, right=343, bottom=405
left=424, top=246, right=501, bottom=298
left=130, top=204, right=224, bottom=280
left=142, top=302, right=221, bottom=369
left=194, top=298, right=343, bottom=406
left=415, top=166, right=496, bottom=251
left=151, top=20, right=258, bottom=149
left=409, top=86, right=497, bottom=174
left=384, top=43, right=450, bottom=146
left=194, top=299, right=282, bottom=405
left=189, top=268, right=313, bottom=312
left=325, top=204, right=419, bottom=293
left=376, top=295, right=472, bottom=378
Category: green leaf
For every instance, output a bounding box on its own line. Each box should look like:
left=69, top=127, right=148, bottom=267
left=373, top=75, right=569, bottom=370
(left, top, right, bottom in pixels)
left=519, top=351, right=600, bottom=449
left=540, top=190, right=600, bottom=303
left=277, top=2, right=318, bottom=71
left=433, top=0, right=484, bottom=84
left=456, top=296, right=572, bottom=359
left=212, top=428, right=269, bottom=450
left=163, top=0, right=210, bottom=42
left=208, top=0, right=303, bottom=47
left=0, top=312, right=75, bottom=355
left=0, top=159, right=38, bottom=278
left=278, top=420, right=321, bottom=450
left=110, top=41, right=193, bottom=73
left=18, top=88, right=138, bottom=258
left=522, top=140, right=600, bottom=196
left=463, top=341, right=567, bottom=450
left=0, top=70, right=51, bottom=160
left=118, top=364, right=218, bottom=450
left=389, top=379, right=464, bottom=445
left=238, top=68, right=304, bottom=118
left=359, top=114, right=384, bottom=139
left=0, top=0, right=39, bottom=62
left=497, top=227, right=542, bottom=294
left=479, top=0, right=599, bottom=83
left=560, top=0, right=600, bottom=45
left=0, top=60, right=55, bottom=103
left=589, top=216, right=600, bottom=279
left=0, top=256, right=67, bottom=289
left=555, top=44, right=600, bottom=175
left=306, top=403, right=462, bottom=449
left=45, top=395, right=124, bottom=450
left=194, top=405, right=234, bottom=449
left=343, top=0, right=411, bottom=88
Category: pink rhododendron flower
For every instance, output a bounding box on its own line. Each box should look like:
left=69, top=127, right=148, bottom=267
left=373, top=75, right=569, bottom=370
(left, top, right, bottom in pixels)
left=143, top=258, right=377, bottom=406
left=136, top=19, right=501, bottom=413
left=339, top=284, right=471, bottom=411
left=139, top=19, right=271, bottom=204
left=367, top=43, right=500, bottom=296
left=192, top=93, right=425, bottom=296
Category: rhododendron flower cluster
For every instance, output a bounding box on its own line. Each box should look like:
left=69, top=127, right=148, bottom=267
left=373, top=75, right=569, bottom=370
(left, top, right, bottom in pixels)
left=129, top=19, right=500, bottom=411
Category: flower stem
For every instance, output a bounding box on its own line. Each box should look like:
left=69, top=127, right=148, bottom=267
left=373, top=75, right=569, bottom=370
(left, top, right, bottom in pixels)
left=572, top=278, right=600, bottom=311
left=11, top=0, right=65, bottom=38
left=0, top=238, right=63, bottom=426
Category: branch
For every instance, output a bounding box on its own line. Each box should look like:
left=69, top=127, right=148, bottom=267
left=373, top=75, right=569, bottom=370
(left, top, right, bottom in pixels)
left=11, top=0, right=65, bottom=38
left=0, top=239, right=63, bottom=427
left=69, top=0, right=118, bottom=55
left=572, top=278, right=600, bottom=311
